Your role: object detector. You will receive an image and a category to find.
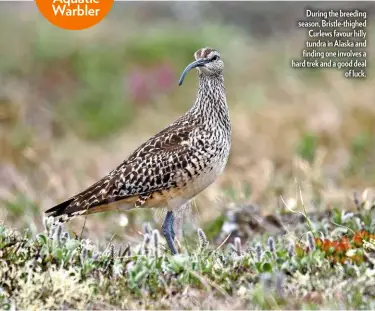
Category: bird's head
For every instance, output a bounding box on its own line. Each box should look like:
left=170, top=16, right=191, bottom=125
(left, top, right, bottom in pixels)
left=178, top=47, right=223, bottom=86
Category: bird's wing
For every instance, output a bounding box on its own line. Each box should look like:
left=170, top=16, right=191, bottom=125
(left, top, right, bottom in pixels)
left=45, top=121, right=206, bottom=221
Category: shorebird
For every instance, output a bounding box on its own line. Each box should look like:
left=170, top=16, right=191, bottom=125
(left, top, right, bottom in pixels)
left=45, top=47, right=231, bottom=255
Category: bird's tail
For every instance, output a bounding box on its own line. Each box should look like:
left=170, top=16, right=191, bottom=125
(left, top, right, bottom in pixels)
left=45, top=190, right=138, bottom=223
left=45, top=197, right=137, bottom=222
left=45, top=176, right=115, bottom=222
left=45, top=197, right=82, bottom=222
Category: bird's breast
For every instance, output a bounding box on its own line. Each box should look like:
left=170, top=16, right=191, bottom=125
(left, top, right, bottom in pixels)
left=178, top=151, right=229, bottom=201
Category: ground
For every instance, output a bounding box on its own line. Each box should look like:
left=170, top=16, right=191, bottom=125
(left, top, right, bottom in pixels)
left=2, top=197, right=375, bottom=309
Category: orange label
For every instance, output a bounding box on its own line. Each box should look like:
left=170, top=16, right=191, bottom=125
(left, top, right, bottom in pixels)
left=35, top=0, right=114, bottom=30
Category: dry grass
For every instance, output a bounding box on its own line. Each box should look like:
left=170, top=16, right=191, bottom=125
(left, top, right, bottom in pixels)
left=1, top=4, right=375, bottom=245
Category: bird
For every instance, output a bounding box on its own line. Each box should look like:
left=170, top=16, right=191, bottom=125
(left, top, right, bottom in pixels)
left=45, top=47, right=231, bottom=255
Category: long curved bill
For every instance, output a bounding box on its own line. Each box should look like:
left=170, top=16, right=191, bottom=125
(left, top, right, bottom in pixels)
left=178, top=59, right=208, bottom=86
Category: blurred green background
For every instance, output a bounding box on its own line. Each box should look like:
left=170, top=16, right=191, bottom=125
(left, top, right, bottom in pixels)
left=0, top=1, right=374, bottom=245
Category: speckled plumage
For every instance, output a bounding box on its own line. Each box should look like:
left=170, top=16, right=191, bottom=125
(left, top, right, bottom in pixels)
left=45, top=47, right=231, bottom=229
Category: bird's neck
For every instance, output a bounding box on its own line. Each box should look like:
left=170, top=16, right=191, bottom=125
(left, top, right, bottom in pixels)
left=189, top=74, right=230, bottom=131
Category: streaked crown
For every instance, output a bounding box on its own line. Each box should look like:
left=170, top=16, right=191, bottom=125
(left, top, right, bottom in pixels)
left=194, top=47, right=220, bottom=61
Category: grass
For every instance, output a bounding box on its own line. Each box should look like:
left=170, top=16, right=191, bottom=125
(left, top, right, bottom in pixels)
left=2, top=197, right=375, bottom=309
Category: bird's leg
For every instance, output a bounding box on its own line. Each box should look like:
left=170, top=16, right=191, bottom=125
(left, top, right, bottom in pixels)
left=171, top=224, right=176, bottom=241
left=162, top=211, right=177, bottom=255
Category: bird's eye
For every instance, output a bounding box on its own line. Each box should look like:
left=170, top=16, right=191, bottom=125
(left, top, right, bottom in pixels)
left=211, top=55, right=219, bottom=61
